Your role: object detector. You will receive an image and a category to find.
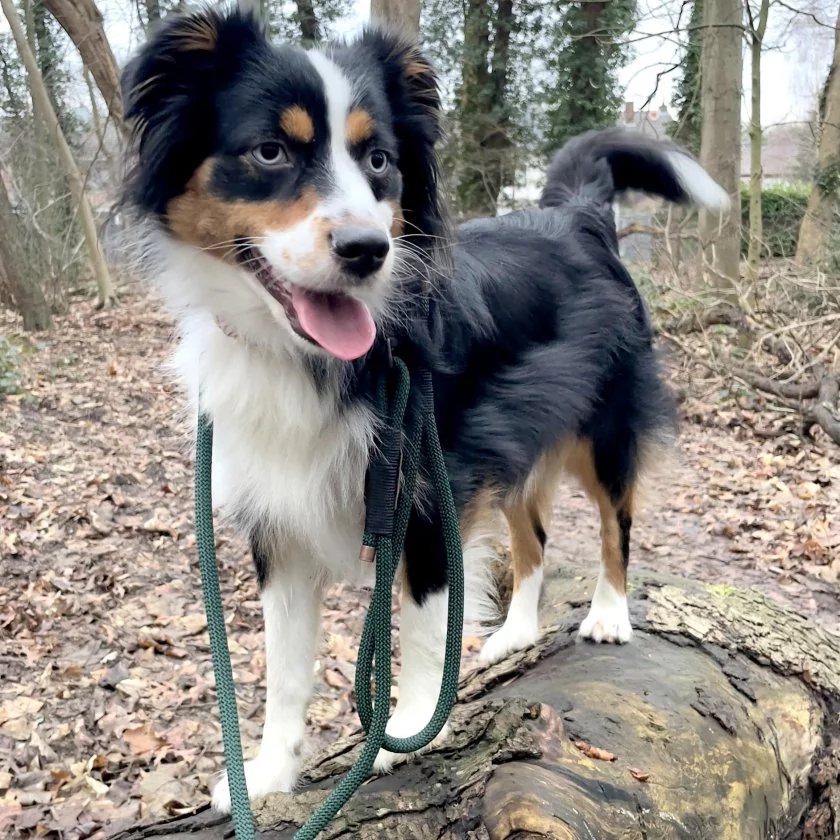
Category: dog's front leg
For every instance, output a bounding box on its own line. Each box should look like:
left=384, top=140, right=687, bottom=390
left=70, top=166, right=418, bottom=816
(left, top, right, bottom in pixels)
left=212, top=546, right=322, bottom=813
left=374, top=506, right=450, bottom=774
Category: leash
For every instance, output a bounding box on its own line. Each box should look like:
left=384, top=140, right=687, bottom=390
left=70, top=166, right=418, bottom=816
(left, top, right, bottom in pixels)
left=194, top=355, right=464, bottom=839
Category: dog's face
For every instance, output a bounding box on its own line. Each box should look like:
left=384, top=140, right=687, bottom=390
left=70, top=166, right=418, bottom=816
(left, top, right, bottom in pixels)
left=122, top=10, right=443, bottom=361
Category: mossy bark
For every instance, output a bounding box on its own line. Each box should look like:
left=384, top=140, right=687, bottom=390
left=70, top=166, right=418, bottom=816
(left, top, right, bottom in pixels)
left=110, top=567, right=840, bottom=840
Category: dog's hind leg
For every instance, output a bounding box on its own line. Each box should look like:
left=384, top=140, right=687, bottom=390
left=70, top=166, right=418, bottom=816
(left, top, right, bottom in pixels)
left=479, top=478, right=554, bottom=665
left=568, top=439, right=635, bottom=644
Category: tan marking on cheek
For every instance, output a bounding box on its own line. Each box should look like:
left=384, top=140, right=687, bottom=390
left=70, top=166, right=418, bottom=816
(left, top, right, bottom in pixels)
left=388, top=201, right=405, bottom=237
left=280, top=106, right=315, bottom=143
left=166, top=160, right=318, bottom=258
left=345, top=109, right=375, bottom=145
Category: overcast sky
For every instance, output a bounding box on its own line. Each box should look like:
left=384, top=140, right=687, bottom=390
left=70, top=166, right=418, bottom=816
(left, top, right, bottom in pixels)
left=91, top=0, right=837, bottom=129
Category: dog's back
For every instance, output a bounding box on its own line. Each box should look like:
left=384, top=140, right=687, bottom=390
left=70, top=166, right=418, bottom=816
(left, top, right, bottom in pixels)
left=427, top=129, right=727, bottom=657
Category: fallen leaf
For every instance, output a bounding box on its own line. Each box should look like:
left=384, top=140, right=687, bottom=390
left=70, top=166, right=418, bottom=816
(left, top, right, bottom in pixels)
left=630, top=767, right=650, bottom=782
left=574, top=740, right=617, bottom=762
left=123, top=723, right=168, bottom=756
left=85, top=775, right=109, bottom=796
left=324, top=668, right=347, bottom=689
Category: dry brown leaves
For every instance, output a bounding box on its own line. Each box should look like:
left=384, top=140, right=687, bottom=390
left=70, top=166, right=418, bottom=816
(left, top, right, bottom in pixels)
left=1, top=287, right=838, bottom=837
left=0, top=294, right=371, bottom=839
left=574, top=740, right=617, bottom=762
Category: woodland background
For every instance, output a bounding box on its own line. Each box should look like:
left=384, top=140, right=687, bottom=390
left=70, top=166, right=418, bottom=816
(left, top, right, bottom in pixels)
left=1, top=0, right=840, bottom=837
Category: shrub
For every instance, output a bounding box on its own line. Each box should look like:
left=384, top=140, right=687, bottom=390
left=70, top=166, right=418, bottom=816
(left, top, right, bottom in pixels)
left=740, top=183, right=810, bottom=259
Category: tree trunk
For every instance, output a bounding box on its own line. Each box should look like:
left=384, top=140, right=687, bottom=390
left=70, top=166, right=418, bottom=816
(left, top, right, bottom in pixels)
left=699, top=0, right=744, bottom=292
left=0, top=170, right=50, bottom=330
left=238, top=0, right=264, bottom=18
left=0, top=0, right=114, bottom=308
left=294, top=0, right=321, bottom=42
left=143, top=0, right=161, bottom=29
left=746, top=0, right=769, bottom=278
left=84, top=67, right=105, bottom=149
left=370, top=0, right=420, bottom=39
left=110, top=565, right=840, bottom=840
left=796, top=2, right=840, bottom=266
left=456, top=0, right=514, bottom=216
left=671, top=0, right=704, bottom=156
left=39, top=0, right=127, bottom=139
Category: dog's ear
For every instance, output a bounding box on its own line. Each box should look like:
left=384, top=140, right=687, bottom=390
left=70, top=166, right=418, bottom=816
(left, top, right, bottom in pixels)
left=360, top=32, right=448, bottom=256
left=121, top=8, right=265, bottom=214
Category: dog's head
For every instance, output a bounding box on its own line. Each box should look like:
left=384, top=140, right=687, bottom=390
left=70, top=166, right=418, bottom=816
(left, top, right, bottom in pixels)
left=121, top=8, right=444, bottom=361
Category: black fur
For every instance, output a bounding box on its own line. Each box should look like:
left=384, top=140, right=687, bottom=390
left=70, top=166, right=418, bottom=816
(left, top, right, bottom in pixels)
left=618, top=511, right=633, bottom=573
left=120, top=9, right=680, bottom=605
left=539, top=128, right=700, bottom=211
left=533, top=520, right=547, bottom=550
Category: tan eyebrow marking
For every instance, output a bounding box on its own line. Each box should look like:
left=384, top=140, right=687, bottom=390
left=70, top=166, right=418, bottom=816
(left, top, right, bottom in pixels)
left=346, top=109, right=375, bottom=145
left=280, top=106, right=315, bottom=143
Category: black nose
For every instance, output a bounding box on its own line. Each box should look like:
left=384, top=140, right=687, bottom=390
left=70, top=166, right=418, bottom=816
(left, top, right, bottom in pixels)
left=329, top=227, right=390, bottom=278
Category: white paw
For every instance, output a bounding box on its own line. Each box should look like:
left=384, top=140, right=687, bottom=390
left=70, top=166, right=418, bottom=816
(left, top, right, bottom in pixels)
left=211, top=752, right=299, bottom=814
left=578, top=601, right=632, bottom=644
left=479, top=622, right=540, bottom=665
left=372, top=710, right=450, bottom=775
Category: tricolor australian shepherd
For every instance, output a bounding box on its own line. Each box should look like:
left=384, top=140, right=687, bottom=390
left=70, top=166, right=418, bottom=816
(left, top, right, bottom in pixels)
left=120, top=7, right=728, bottom=811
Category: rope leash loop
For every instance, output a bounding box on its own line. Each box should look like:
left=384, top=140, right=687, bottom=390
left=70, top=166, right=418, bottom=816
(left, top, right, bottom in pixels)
left=194, top=416, right=255, bottom=839
left=194, top=354, right=464, bottom=840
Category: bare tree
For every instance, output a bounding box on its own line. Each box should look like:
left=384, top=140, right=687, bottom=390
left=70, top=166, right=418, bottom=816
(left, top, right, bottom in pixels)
left=455, top=0, right=514, bottom=216
left=144, top=0, right=161, bottom=29
left=371, top=0, right=420, bottom=38
left=699, top=0, right=744, bottom=290
left=745, top=0, right=769, bottom=278
left=295, top=0, right=321, bottom=41
left=796, top=2, right=840, bottom=265
left=39, top=0, right=127, bottom=138
left=0, top=171, right=50, bottom=330
left=0, top=0, right=114, bottom=309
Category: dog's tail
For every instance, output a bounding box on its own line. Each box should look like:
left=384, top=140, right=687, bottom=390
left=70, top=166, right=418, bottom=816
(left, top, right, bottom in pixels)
left=539, top=128, right=729, bottom=212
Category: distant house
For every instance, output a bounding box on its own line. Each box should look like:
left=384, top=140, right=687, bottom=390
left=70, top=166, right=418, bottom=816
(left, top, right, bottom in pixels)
left=621, top=101, right=673, bottom=140
left=739, top=123, right=814, bottom=185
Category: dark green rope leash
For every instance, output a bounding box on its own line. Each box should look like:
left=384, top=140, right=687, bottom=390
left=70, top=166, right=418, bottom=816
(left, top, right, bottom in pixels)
left=194, top=356, right=464, bottom=840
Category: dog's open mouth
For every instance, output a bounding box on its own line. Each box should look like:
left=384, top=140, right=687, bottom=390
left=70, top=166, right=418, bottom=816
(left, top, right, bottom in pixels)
left=239, top=246, right=376, bottom=361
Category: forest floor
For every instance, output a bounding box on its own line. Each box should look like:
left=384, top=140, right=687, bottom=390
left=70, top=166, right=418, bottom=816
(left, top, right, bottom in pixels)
left=2, top=288, right=839, bottom=838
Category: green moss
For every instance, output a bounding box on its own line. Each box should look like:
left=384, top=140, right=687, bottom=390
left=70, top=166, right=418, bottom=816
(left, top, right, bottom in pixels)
left=707, top=583, right=739, bottom=597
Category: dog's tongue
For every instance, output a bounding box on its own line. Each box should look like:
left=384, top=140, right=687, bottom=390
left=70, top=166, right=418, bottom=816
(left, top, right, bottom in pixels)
left=291, top=287, right=376, bottom=361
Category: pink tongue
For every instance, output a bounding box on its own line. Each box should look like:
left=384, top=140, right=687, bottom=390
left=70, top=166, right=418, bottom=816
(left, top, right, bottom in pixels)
left=291, top=287, right=376, bottom=361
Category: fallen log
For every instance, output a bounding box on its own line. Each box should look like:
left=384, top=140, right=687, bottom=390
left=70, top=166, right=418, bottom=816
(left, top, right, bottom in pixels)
left=806, top=372, right=840, bottom=446
left=111, top=565, right=840, bottom=840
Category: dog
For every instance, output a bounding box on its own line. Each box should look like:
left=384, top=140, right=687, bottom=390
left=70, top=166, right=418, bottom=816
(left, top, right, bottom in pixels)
left=119, top=7, right=728, bottom=812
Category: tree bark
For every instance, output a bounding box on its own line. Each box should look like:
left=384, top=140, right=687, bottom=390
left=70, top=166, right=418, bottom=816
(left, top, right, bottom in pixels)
left=699, top=0, right=744, bottom=292
left=39, top=0, right=127, bottom=139
left=370, top=0, right=420, bottom=39
left=0, top=170, right=50, bottom=330
left=456, top=0, right=514, bottom=216
left=110, top=566, right=840, bottom=840
left=0, top=0, right=114, bottom=308
left=796, top=2, right=840, bottom=266
left=143, top=0, right=161, bottom=29
left=294, top=0, right=321, bottom=41
left=746, top=0, right=769, bottom=278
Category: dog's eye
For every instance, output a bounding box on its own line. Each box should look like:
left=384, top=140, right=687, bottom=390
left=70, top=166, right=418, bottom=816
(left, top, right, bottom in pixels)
left=252, top=142, right=289, bottom=167
left=367, top=150, right=390, bottom=175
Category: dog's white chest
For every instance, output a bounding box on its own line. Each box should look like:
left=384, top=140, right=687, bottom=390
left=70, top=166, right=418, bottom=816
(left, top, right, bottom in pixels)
left=176, top=321, right=375, bottom=579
